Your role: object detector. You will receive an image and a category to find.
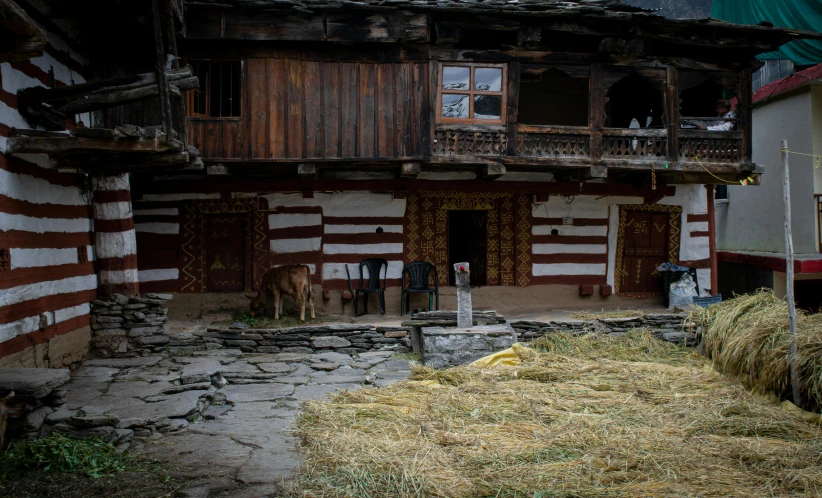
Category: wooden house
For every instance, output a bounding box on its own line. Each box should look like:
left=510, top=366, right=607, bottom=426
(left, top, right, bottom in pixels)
left=2, top=0, right=821, bottom=366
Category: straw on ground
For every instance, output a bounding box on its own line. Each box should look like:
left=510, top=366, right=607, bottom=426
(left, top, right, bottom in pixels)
left=289, top=330, right=822, bottom=497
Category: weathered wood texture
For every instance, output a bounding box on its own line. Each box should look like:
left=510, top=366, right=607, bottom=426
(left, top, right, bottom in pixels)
left=188, top=58, right=428, bottom=160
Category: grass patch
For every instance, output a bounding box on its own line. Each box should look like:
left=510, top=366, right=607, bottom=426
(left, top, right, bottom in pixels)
left=233, top=311, right=334, bottom=329
left=568, top=308, right=647, bottom=321
left=0, top=433, right=129, bottom=480
left=288, top=331, right=822, bottom=497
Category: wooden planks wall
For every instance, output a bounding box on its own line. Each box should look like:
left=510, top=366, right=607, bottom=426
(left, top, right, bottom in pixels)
left=246, top=58, right=428, bottom=160
left=188, top=119, right=243, bottom=159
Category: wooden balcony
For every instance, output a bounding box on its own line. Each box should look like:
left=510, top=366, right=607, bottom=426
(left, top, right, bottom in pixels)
left=431, top=124, right=751, bottom=180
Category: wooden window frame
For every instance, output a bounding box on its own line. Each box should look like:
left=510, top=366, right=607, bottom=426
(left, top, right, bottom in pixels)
left=437, top=62, right=507, bottom=125
left=186, top=60, right=243, bottom=120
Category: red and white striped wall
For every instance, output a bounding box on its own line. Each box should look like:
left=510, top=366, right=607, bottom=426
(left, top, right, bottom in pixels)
left=531, top=197, right=612, bottom=286
left=0, top=18, right=95, bottom=366
left=133, top=204, right=180, bottom=292
left=264, top=192, right=405, bottom=290
left=92, top=175, right=138, bottom=297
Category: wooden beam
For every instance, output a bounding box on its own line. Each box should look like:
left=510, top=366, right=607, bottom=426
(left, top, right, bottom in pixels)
left=434, top=22, right=461, bottom=44
left=17, top=68, right=193, bottom=104
left=478, top=163, right=507, bottom=180
left=298, top=163, right=318, bottom=179
left=400, top=161, right=421, bottom=179
left=666, top=67, right=680, bottom=164
left=6, top=136, right=161, bottom=155
left=151, top=0, right=174, bottom=136
left=54, top=77, right=197, bottom=115
left=706, top=184, right=718, bottom=294
left=0, top=0, right=46, bottom=63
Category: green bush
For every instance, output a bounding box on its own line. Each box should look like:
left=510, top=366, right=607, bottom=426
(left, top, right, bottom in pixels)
left=0, top=432, right=129, bottom=480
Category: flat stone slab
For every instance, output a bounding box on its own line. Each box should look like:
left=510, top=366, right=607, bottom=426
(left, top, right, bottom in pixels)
left=84, top=356, right=163, bottom=368
left=421, top=324, right=516, bottom=338
left=220, top=384, right=295, bottom=403
left=0, top=368, right=70, bottom=398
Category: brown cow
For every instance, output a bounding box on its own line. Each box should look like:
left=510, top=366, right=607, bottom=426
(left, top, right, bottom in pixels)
left=1, top=392, right=27, bottom=450
left=247, top=265, right=315, bottom=322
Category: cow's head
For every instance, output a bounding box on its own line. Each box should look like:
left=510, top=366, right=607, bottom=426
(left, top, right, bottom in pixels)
left=0, top=392, right=27, bottom=449
left=246, top=293, right=265, bottom=316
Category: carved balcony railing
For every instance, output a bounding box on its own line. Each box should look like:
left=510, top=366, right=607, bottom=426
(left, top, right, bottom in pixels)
left=516, top=125, right=591, bottom=159
left=432, top=125, right=507, bottom=156
left=679, top=130, right=743, bottom=164
left=601, top=128, right=667, bottom=161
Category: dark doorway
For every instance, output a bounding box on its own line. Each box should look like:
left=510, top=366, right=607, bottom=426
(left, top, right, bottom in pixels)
left=448, top=211, right=487, bottom=286
left=205, top=215, right=246, bottom=292
left=605, top=72, right=664, bottom=129
left=620, top=210, right=669, bottom=293
left=518, top=68, right=589, bottom=126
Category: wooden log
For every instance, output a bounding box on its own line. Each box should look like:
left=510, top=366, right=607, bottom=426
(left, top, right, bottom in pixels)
left=781, top=139, right=802, bottom=407
left=151, top=0, right=174, bottom=136
left=17, top=68, right=192, bottom=103
left=17, top=103, right=65, bottom=131
left=0, top=39, right=46, bottom=64
left=56, top=151, right=189, bottom=171
left=54, top=77, right=197, bottom=115
left=434, top=22, right=462, bottom=44
left=6, top=136, right=161, bottom=155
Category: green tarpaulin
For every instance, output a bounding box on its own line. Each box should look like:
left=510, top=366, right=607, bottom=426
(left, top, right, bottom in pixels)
left=711, top=0, right=822, bottom=66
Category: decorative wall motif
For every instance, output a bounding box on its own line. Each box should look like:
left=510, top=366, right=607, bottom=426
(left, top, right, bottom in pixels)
left=602, top=134, right=667, bottom=159
left=180, top=198, right=268, bottom=293
left=515, top=194, right=532, bottom=286
left=679, top=137, right=742, bottom=163
left=614, top=203, right=682, bottom=294
left=432, top=130, right=507, bottom=156
left=517, top=133, right=590, bottom=158
left=404, top=191, right=531, bottom=286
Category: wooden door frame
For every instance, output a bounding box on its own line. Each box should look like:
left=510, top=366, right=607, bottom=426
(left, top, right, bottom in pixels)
left=180, top=198, right=269, bottom=293
left=614, top=203, right=682, bottom=294
left=204, top=212, right=252, bottom=292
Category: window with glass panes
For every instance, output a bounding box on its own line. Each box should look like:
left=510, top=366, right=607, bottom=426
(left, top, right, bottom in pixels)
left=437, top=63, right=506, bottom=124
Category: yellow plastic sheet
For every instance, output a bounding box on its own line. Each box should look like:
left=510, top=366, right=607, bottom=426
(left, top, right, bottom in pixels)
left=469, top=343, right=529, bottom=367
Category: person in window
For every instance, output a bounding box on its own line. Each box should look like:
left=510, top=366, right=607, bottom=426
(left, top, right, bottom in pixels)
left=699, top=99, right=736, bottom=131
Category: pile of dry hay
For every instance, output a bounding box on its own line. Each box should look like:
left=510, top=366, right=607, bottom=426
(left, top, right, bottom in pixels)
left=690, top=289, right=822, bottom=413
left=289, top=330, right=822, bottom=497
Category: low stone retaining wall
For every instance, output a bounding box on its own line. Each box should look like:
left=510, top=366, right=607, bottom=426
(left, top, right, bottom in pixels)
left=511, top=313, right=698, bottom=346
left=90, top=293, right=172, bottom=357
left=173, top=324, right=412, bottom=354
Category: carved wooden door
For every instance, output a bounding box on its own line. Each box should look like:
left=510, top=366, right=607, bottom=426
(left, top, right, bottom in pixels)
left=205, top=215, right=246, bottom=292
left=621, top=210, right=668, bottom=293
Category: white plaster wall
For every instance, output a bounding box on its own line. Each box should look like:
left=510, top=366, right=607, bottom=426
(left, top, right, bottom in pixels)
left=271, top=237, right=322, bottom=253
left=268, top=213, right=322, bottom=229
left=0, top=167, right=86, bottom=205
left=264, top=192, right=406, bottom=217
left=716, top=89, right=817, bottom=255
left=0, top=275, right=97, bottom=308
left=10, top=247, right=79, bottom=269
left=138, top=269, right=180, bottom=282
left=134, top=222, right=179, bottom=234
left=95, top=230, right=137, bottom=258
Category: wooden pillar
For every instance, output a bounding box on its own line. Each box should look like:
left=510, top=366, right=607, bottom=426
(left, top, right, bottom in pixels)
left=706, top=184, right=718, bottom=295
left=666, top=67, right=679, bottom=163
left=589, top=64, right=605, bottom=164
left=151, top=0, right=174, bottom=137
left=506, top=61, right=521, bottom=157
left=739, top=69, right=753, bottom=164
left=92, top=174, right=139, bottom=297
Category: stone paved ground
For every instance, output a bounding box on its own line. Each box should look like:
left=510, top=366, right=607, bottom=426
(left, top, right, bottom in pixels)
left=55, top=348, right=413, bottom=497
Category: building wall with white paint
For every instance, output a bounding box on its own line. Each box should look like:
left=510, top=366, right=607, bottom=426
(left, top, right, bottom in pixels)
left=0, top=12, right=95, bottom=367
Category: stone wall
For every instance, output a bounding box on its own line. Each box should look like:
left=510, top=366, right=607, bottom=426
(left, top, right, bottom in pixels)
left=511, top=313, right=698, bottom=346
left=422, top=324, right=517, bottom=368
left=172, top=324, right=412, bottom=355
left=90, top=294, right=172, bottom=357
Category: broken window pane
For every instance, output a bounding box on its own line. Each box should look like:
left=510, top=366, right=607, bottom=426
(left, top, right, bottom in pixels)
left=474, top=67, right=502, bottom=91
left=442, top=94, right=469, bottom=118
left=474, top=95, right=501, bottom=120
left=443, top=66, right=470, bottom=90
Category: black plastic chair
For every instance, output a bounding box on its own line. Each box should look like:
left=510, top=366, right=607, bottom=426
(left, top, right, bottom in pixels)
left=401, top=261, right=439, bottom=316
left=353, top=258, right=387, bottom=316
